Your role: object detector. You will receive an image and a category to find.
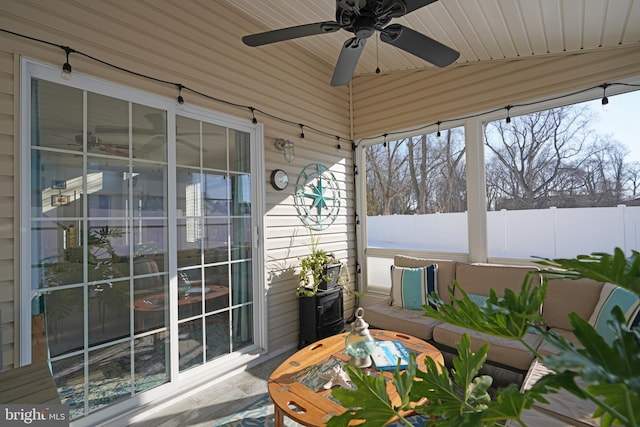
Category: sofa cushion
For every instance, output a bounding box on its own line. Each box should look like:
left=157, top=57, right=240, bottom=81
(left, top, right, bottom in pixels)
left=393, top=256, right=456, bottom=304
left=588, top=282, right=640, bottom=344
left=365, top=301, right=441, bottom=341
left=521, top=360, right=599, bottom=426
left=390, top=265, right=437, bottom=310
left=543, top=278, right=603, bottom=330
left=536, top=328, right=583, bottom=356
left=433, top=322, right=542, bottom=370
left=454, top=263, right=540, bottom=298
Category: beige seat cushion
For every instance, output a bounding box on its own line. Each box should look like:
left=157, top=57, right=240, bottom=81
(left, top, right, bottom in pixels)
left=393, top=255, right=456, bottom=304
left=365, top=300, right=441, bottom=341
left=433, top=322, right=542, bottom=370
left=522, top=360, right=599, bottom=427
left=543, top=278, right=604, bottom=330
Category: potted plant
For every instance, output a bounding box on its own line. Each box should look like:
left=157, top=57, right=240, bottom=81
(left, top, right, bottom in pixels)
left=296, top=236, right=348, bottom=297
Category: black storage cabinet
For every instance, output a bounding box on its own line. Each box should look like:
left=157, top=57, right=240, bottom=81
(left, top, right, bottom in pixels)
left=298, top=286, right=345, bottom=348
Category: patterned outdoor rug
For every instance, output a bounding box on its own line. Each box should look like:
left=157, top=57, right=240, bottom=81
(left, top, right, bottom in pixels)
left=211, top=393, right=432, bottom=426
left=211, top=393, right=302, bottom=427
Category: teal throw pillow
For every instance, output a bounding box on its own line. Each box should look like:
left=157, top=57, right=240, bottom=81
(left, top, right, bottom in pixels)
left=588, top=283, right=640, bottom=345
left=467, top=293, right=488, bottom=307
left=390, top=264, right=438, bottom=310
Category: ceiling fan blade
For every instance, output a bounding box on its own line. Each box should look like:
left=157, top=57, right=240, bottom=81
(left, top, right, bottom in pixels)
left=380, top=24, right=459, bottom=67
left=143, top=135, right=207, bottom=153
left=403, top=0, right=439, bottom=15
left=242, top=21, right=341, bottom=47
left=331, top=37, right=366, bottom=86
left=94, top=125, right=158, bottom=135
left=100, top=146, right=130, bottom=158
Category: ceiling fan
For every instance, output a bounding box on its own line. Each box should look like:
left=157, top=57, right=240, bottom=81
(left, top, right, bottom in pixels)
left=75, top=132, right=131, bottom=157
left=52, top=132, right=131, bottom=157
left=242, top=0, right=460, bottom=86
left=95, top=113, right=212, bottom=152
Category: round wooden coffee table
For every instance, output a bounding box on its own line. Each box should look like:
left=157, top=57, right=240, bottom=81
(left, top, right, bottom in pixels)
left=268, top=329, right=444, bottom=427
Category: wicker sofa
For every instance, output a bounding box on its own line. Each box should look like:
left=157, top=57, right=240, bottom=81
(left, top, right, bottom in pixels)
left=365, top=255, right=609, bottom=426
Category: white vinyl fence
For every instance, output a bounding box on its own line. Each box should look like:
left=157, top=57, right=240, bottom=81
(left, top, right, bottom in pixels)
left=368, top=205, right=640, bottom=259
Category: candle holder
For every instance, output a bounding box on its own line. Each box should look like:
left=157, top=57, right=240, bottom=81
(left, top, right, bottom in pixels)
left=344, top=307, right=376, bottom=368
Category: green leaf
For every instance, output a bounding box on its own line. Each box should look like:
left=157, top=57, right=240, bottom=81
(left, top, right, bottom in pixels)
left=327, top=364, right=405, bottom=427
left=451, top=335, right=490, bottom=395
left=536, top=248, right=640, bottom=296
left=536, top=308, right=640, bottom=426
left=392, top=353, right=417, bottom=411
left=588, top=383, right=640, bottom=427
left=413, top=335, right=493, bottom=419
left=424, top=273, right=545, bottom=341
left=483, top=384, right=536, bottom=422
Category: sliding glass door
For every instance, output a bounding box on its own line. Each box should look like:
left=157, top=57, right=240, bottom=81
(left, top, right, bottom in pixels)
left=23, top=64, right=261, bottom=421
left=174, top=115, right=254, bottom=371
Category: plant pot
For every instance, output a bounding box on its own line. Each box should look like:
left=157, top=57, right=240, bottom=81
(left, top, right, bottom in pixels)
left=318, top=263, right=342, bottom=291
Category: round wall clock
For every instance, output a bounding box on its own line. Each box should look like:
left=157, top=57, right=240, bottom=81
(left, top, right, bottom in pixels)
left=294, top=163, right=341, bottom=230
left=270, top=169, right=289, bottom=190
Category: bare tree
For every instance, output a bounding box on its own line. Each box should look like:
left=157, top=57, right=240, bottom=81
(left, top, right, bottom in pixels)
left=626, top=161, right=640, bottom=199
left=484, top=106, right=593, bottom=209
left=366, top=104, right=638, bottom=218
left=580, top=137, right=630, bottom=206
left=434, top=128, right=466, bottom=213
left=365, top=139, right=410, bottom=215
left=406, top=134, right=445, bottom=214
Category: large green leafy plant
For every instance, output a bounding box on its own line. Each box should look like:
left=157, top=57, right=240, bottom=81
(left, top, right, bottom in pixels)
left=327, top=248, right=640, bottom=426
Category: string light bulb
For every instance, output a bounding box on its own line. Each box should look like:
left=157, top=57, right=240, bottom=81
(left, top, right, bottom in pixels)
left=7, top=29, right=633, bottom=153
left=336, top=136, right=341, bottom=150
left=601, top=83, right=610, bottom=111
left=436, top=121, right=442, bottom=140
left=300, top=124, right=305, bottom=139
left=505, top=105, right=512, bottom=127
left=177, top=84, right=185, bottom=105
left=61, top=46, right=74, bottom=80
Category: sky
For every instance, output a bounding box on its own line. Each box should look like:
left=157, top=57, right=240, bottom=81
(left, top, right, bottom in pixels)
left=586, top=90, right=640, bottom=163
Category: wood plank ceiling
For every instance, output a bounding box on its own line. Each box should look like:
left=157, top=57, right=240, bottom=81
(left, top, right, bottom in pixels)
left=226, top=0, right=640, bottom=82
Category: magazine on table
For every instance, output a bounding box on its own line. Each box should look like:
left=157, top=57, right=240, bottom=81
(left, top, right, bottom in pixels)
left=371, top=340, right=411, bottom=371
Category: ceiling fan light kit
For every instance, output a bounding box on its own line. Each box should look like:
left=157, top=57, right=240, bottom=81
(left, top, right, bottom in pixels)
left=242, top=0, right=459, bottom=86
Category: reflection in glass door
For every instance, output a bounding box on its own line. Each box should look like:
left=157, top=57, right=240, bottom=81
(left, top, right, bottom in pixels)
left=29, top=78, right=170, bottom=419
left=175, top=116, right=253, bottom=371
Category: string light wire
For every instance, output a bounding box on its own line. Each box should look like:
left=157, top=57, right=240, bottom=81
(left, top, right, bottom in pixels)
left=358, top=81, right=640, bottom=145
left=0, top=27, right=352, bottom=145
left=1, top=28, right=638, bottom=149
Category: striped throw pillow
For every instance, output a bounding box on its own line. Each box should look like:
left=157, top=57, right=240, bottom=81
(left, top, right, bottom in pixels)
left=390, top=264, right=438, bottom=310
left=588, top=283, right=640, bottom=344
